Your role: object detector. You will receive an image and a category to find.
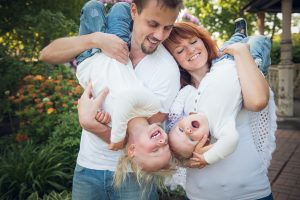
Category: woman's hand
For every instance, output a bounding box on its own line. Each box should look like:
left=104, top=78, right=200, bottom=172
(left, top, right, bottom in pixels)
left=221, top=43, right=250, bottom=57
left=184, top=134, right=213, bottom=169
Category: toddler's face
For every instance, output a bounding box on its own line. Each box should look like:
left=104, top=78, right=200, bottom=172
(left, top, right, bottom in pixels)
left=133, top=124, right=171, bottom=172
left=169, top=113, right=209, bottom=158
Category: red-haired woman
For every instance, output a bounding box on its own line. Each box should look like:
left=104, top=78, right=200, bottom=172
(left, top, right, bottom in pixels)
left=164, top=20, right=275, bottom=200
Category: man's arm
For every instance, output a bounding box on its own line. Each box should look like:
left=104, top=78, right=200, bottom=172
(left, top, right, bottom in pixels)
left=39, top=32, right=129, bottom=64
left=77, top=84, right=112, bottom=143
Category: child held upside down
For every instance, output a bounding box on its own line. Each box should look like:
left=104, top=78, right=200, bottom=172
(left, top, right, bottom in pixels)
left=167, top=26, right=271, bottom=168
left=75, top=1, right=174, bottom=187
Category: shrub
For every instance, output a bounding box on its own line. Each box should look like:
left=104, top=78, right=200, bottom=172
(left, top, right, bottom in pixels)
left=8, top=65, right=82, bottom=143
left=0, top=142, right=74, bottom=200
left=48, top=111, right=82, bottom=161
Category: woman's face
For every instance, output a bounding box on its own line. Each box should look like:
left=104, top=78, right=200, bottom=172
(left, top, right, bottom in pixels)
left=168, top=36, right=209, bottom=72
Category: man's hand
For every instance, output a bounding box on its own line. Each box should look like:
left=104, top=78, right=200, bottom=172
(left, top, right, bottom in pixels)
left=92, top=32, right=129, bottom=64
left=108, top=140, right=126, bottom=151
left=78, top=82, right=109, bottom=130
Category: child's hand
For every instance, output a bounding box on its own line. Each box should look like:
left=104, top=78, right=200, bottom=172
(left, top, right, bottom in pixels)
left=95, top=110, right=111, bottom=124
left=108, top=140, right=125, bottom=151
left=188, top=152, right=208, bottom=169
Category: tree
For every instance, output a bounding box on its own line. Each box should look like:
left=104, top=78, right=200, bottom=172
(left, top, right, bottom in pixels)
left=184, top=0, right=256, bottom=40
left=0, top=0, right=85, bottom=34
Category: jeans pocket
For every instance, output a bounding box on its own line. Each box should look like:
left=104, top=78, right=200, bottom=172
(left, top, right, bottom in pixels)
left=74, top=164, right=85, bottom=173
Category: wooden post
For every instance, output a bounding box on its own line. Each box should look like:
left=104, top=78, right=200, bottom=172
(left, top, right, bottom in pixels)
left=257, top=11, right=265, bottom=35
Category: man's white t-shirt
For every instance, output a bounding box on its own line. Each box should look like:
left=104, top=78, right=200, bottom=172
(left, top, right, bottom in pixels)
left=76, top=44, right=180, bottom=170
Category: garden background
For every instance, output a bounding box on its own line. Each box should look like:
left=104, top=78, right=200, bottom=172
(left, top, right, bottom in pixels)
left=0, top=0, right=299, bottom=199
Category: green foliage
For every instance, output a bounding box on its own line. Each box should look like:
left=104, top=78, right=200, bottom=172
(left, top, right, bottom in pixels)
left=271, top=33, right=300, bottom=65
left=159, top=186, right=186, bottom=200
left=184, top=0, right=256, bottom=40
left=27, top=191, right=71, bottom=200
left=48, top=111, right=82, bottom=161
left=0, top=142, right=74, bottom=200
left=0, top=0, right=84, bottom=34
left=8, top=64, right=82, bottom=144
left=0, top=9, right=78, bottom=61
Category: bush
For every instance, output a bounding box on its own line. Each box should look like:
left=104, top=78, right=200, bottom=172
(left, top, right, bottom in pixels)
left=48, top=111, right=82, bottom=161
left=8, top=64, right=82, bottom=143
left=271, top=33, right=300, bottom=65
left=0, top=142, right=74, bottom=200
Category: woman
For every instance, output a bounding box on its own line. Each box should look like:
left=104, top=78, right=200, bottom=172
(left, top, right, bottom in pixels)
left=163, top=21, right=275, bottom=200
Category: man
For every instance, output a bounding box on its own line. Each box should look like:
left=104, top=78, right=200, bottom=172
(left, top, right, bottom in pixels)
left=39, top=0, right=182, bottom=199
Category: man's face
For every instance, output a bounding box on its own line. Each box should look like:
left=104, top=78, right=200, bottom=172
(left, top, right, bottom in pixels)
left=130, top=1, right=180, bottom=54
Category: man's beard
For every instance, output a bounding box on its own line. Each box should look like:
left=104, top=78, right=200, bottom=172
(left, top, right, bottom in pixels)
left=141, top=41, right=159, bottom=54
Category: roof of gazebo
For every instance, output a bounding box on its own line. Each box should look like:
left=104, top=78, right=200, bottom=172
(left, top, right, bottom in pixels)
left=243, top=0, right=300, bottom=13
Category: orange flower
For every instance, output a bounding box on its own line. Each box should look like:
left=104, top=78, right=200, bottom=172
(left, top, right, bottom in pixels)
left=23, top=75, right=34, bottom=81
left=34, top=98, right=41, bottom=103
left=47, top=101, right=53, bottom=106
left=15, top=133, right=29, bottom=142
left=34, top=75, right=44, bottom=81
left=47, top=108, right=55, bottom=114
left=8, top=96, right=15, bottom=101
left=74, top=85, right=83, bottom=94
left=36, top=103, right=44, bottom=109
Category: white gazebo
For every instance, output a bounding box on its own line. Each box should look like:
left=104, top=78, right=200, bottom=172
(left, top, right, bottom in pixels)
left=244, top=0, right=300, bottom=118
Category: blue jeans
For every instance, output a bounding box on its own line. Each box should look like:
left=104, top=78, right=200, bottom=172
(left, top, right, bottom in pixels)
left=185, top=193, right=273, bottom=200
left=213, top=33, right=272, bottom=76
left=72, top=164, right=159, bottom=200
left=76, top=0, right=132, bottom=64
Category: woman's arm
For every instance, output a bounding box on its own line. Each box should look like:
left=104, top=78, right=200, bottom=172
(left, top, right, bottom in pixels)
left=39, top=32, right=129, bottom=64
left=223, top=43, right=269, bottom=111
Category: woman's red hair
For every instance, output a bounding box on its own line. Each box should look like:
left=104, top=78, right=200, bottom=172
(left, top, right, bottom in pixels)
left=164, top=22, right=218, bottom=87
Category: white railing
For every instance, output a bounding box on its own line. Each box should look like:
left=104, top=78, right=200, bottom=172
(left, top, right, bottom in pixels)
left=267, top=63, right=300, bottom=102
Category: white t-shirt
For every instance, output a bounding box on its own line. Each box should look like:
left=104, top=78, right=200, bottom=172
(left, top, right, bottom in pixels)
left=76, top=44, right=180, bottom=170
left=167, top=59, right=271, bottom=199
left=184, top=60, right=270, bottom=199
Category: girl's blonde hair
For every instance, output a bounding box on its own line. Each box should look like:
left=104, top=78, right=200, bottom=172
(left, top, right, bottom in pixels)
left=113, top=149, right=177, bottom=196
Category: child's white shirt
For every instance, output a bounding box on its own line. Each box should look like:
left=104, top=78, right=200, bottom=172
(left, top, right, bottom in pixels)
left=169, top=59, right=242, bottom=164
left=76, top=53, right=160, bottom=143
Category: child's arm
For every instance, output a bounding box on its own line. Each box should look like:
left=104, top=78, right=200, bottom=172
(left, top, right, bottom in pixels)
left=203, top=120, right=239, bottom=164
left=109, top=88, right=160, bottom=150
left=39, top=32, right=129, bottom=64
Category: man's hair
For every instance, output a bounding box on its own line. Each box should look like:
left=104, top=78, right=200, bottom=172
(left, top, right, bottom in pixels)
left=133, top=0, right=183, bottom=14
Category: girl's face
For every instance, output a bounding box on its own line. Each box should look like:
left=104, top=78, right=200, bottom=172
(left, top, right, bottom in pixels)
left=169, top=113, right=209, bottom=158
left=129, top=123, right=171, bottom=172
left=168, top=37, right=209, bottom=73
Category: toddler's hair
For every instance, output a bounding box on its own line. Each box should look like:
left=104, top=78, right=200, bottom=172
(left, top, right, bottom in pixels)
left=113, top=149, right=176, bottom=196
